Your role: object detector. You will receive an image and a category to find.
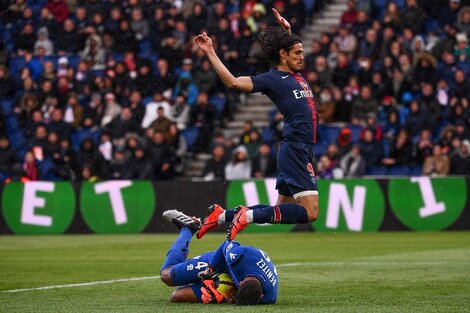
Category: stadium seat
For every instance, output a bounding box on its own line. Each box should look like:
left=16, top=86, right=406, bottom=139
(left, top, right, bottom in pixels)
left=181, top=126, right=199, bottom=151
left=261, top=127, right=275, bottom=144
left=0, top=99, right=15, bottom=116
left=387, top=165, right=410, bottom=176
left=9, top=56, right=26, bottom=76
left=209, top=95, right=225, bottom=118
left=68, top=55, right=81, bottom=69
left=409, top=165, right=423, bottom=177
left=142, top=96, right=153, bottom=105
left=7, top=131, right=26, bottom=150
left=71, top=129, right=102, bottom=151
left=382, top=139, right=391, bottom=157
left=365, top=165, right=388, bottom=176
left=348, top=124, right=362, bottom=143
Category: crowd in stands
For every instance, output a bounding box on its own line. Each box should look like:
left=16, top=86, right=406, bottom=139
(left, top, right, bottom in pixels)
left=202, top=0, right=470, bottom=181
left=0, top=0, right=313, bottom=182
left=0, top=0, right=470, bottom=183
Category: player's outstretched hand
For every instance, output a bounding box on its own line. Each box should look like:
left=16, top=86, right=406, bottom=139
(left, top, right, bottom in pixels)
left=201, top=279, right=226, bottom=304
left=195, top=32, right=214, bottom=54
left=272, top=8, right=291, bottom=34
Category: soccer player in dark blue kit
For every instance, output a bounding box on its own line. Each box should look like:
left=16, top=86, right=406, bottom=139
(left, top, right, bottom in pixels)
left=160, top=210, right=278, bottom=305
left=194, top=9, right=319, bottom=240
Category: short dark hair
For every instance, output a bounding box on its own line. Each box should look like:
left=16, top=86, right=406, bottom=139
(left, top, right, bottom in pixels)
left=235, top=279, right=263, bottom=305
left=259, top=27, right=302, bottom=66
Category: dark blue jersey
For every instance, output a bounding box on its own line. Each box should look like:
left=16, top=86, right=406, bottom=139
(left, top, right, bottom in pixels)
left=210, top=241, right=278, bottom=304
left=251, top=69, right=317, bottom=144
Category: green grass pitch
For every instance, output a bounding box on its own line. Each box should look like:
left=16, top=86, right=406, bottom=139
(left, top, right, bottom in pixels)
left=1, top=232, right=470, bottom=313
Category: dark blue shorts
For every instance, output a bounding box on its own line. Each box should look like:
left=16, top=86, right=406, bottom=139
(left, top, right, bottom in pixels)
left=276, top=140, right=318, bottom=198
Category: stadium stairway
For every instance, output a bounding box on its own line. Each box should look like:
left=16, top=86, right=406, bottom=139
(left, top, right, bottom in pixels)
left=182, top=0, right=347, bottom=180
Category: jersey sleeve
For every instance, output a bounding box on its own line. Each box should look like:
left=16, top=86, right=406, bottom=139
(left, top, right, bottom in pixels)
left=208, top=241, right=241, bottom=273
left=250, top=71, right=274, bottom=94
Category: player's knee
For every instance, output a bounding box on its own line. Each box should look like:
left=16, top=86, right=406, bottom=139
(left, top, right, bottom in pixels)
left=306, top=205, right=318, bottom=222
left=160, top=268, right=175, bottom=286
left=170, top=291, right=180, bottom=303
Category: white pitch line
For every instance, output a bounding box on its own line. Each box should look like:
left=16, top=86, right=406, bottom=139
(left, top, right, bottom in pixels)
left=1, top=275, right=160, bottom=294
left=0, top=259, right=461, bottom=294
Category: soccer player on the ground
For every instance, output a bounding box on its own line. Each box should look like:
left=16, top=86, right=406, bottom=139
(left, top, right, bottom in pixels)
left=194, top=9, right=319, bottom=241
left=160, top=210, right=278, bottom=305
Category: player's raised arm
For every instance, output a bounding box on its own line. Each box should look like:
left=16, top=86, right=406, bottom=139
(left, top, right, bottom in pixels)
left=195, top=32, right=253, bottom=93
left=272, top=8, right=291, bottom=34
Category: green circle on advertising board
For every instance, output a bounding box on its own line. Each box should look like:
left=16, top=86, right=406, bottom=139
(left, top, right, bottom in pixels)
left=314, top=179, right=385, bottom=232
left=226, top=179, right=294, bottom=233
left=388, top=177, right=466, bottom=231
left=2, top=182, right=75, bottom=234
left=80, top=181, right=155, bottom=233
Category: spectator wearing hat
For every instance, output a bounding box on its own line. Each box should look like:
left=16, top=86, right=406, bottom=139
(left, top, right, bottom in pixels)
left=454, top=32, right=470, bottom=61
left=80, top=34, right=106, bottom=70
left=225, top=145, right=251, bottom=180
left=173, top=71, right=199, bottom=106
left=337, top=127, right=353, bottom=158
left=100, top=92, right=120, bottom=125
left=34, top=27, right=54, bottom=56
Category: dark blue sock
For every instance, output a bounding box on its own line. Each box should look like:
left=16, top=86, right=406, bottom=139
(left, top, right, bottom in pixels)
left=160, top=227, right=193, bottom=272
left=252, top=203, right=309, bottom=224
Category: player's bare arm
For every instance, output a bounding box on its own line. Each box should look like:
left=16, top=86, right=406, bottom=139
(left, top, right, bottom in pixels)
left=272, top=8, right=291, bottom=34
left=194, top=32, right=253, bottom=92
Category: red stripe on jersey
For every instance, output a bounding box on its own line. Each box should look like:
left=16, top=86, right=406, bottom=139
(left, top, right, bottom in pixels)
left=273, top=206, right=281, bottom=224
left=293, top=74, right=317, bottom=143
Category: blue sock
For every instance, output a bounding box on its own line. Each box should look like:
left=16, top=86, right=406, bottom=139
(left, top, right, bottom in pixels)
left=160, top=227, right=193, bottom=272
left=252, top=203, right=309, bottom=224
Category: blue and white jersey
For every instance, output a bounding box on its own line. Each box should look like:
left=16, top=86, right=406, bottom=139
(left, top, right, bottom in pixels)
left=210, top=241, right=278, bottom=304
left=251, top=69, right=317, bottom=144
